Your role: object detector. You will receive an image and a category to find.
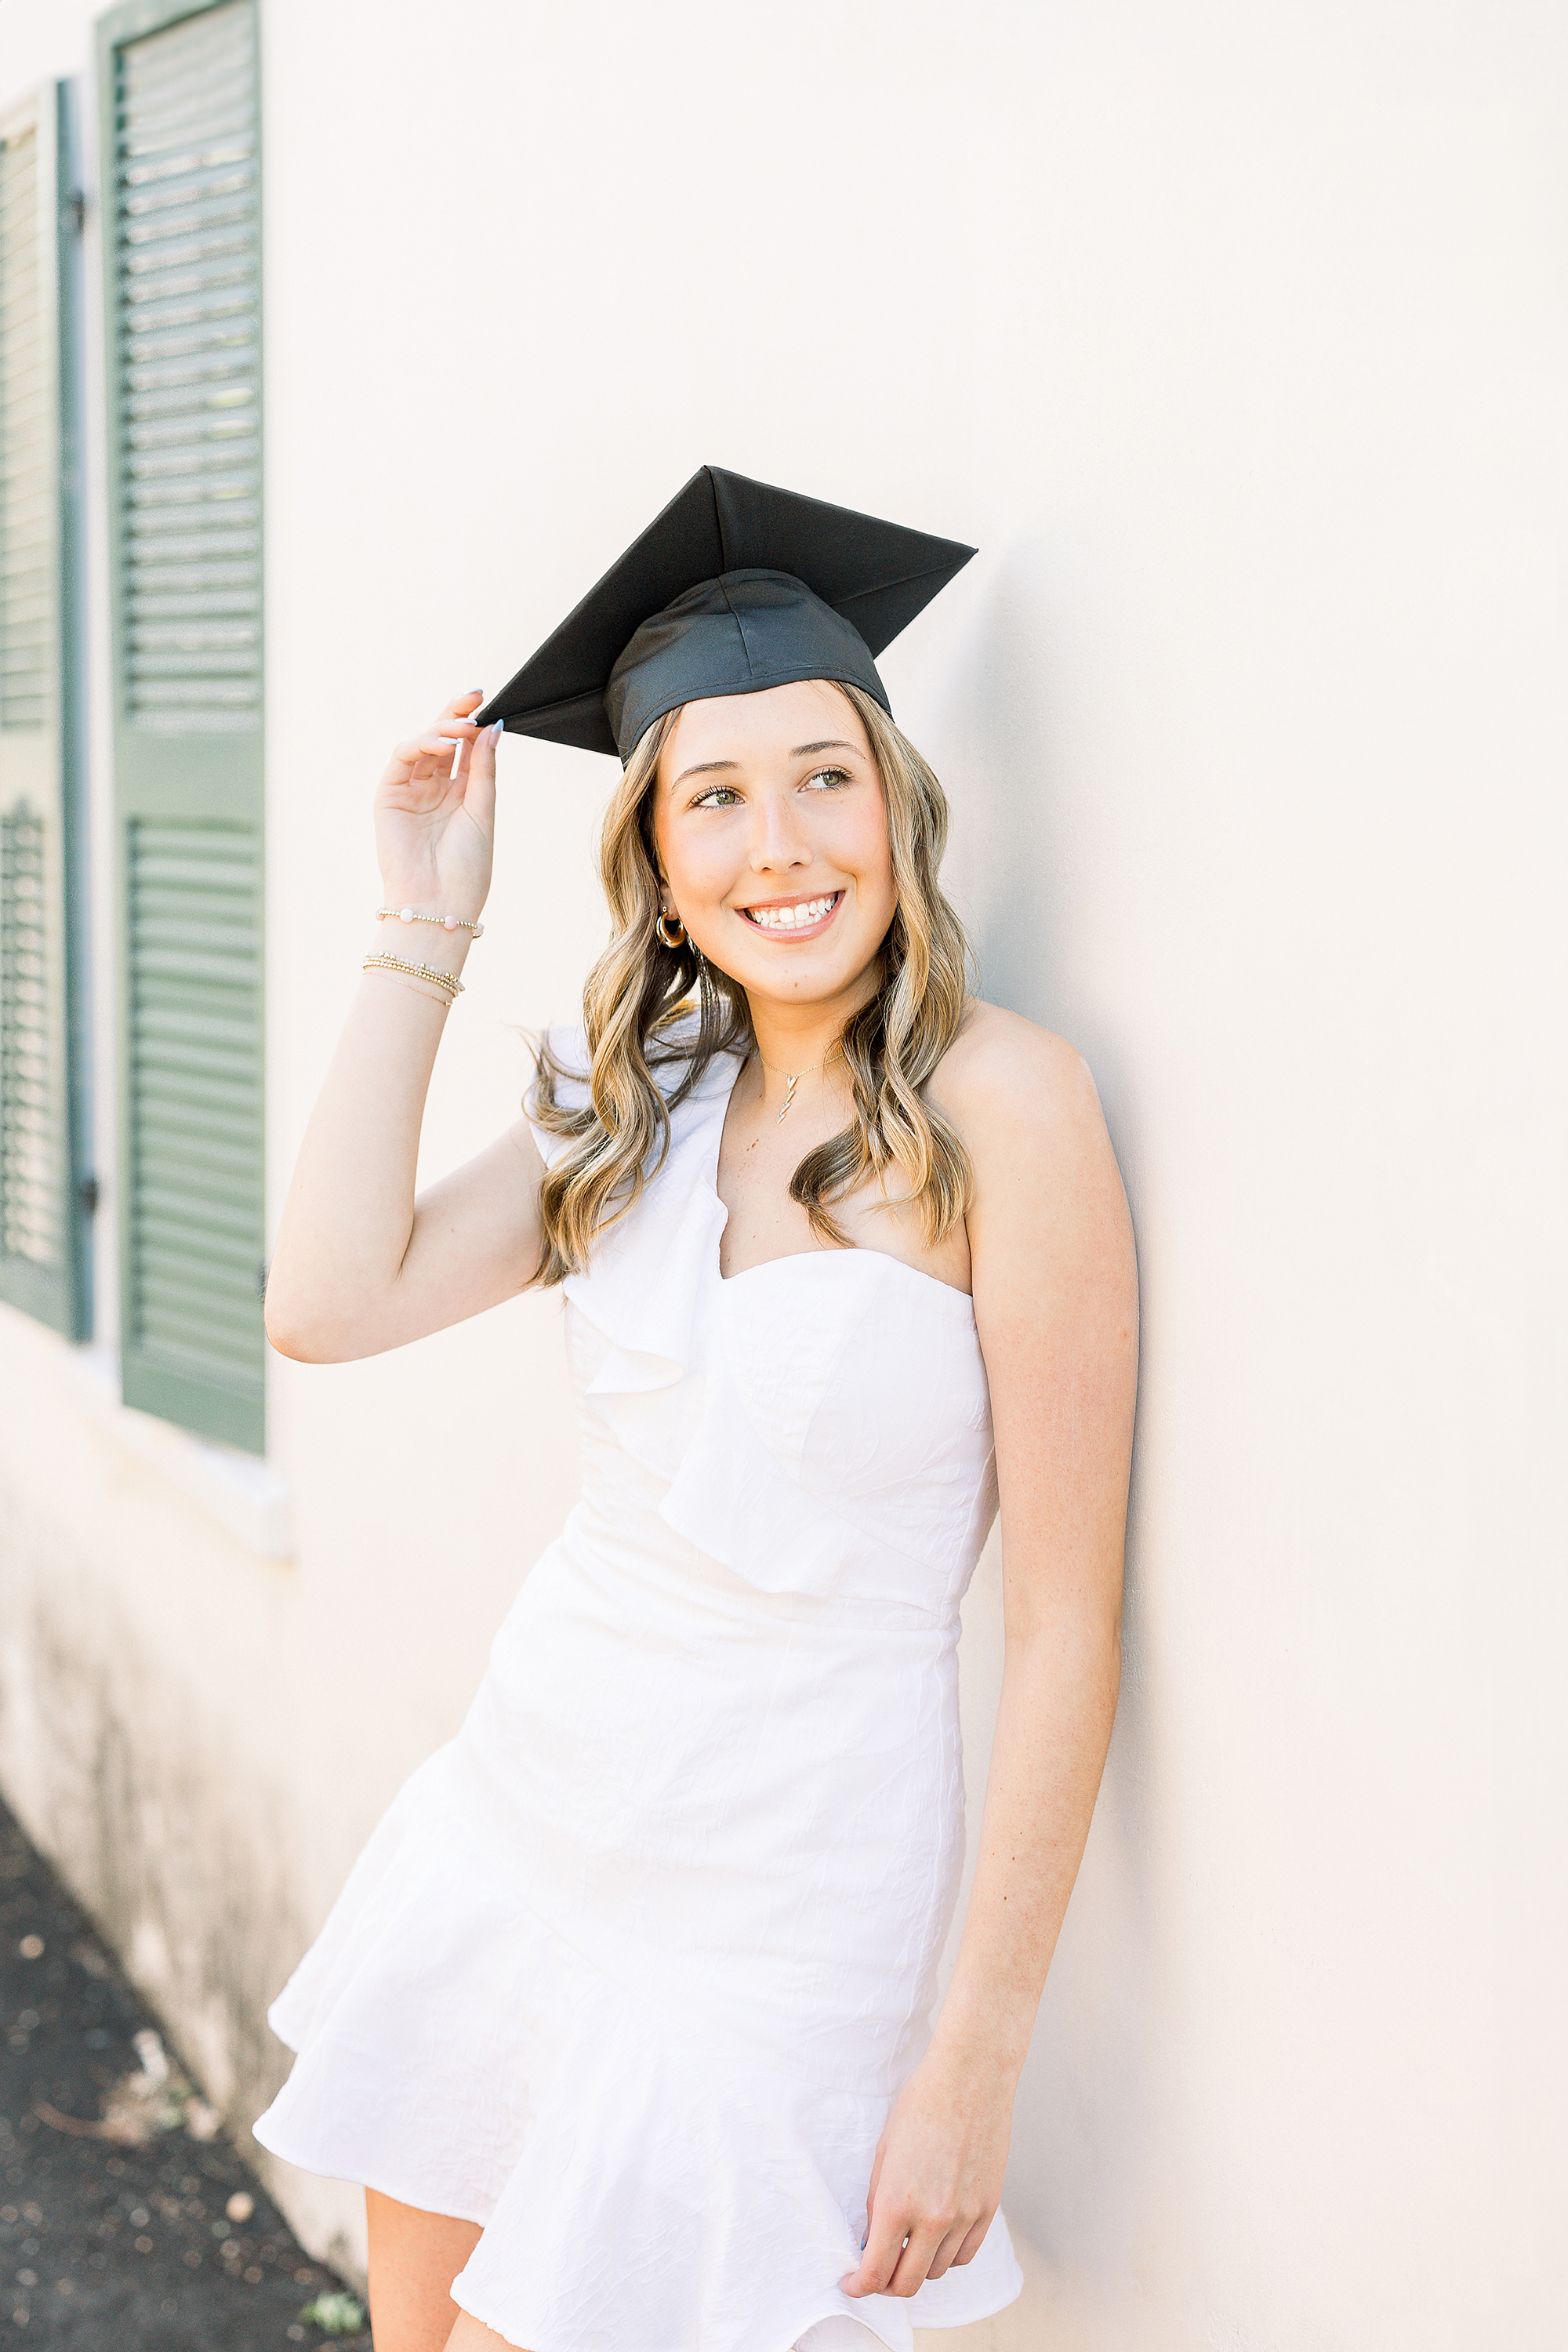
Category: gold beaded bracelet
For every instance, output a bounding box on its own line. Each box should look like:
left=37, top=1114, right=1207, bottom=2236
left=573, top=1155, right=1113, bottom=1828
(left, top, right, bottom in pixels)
left=361, top=951, right=465, bottom=997
left=374, top=906, right=485, bottom=937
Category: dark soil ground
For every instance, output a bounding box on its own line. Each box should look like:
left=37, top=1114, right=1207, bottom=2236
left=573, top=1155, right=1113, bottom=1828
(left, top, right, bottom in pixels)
left=0, top=1791, right=369, bottom=2348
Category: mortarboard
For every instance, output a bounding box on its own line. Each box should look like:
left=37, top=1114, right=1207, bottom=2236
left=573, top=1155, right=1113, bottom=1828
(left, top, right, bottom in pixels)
left=475, top=466, right=976, bottom=763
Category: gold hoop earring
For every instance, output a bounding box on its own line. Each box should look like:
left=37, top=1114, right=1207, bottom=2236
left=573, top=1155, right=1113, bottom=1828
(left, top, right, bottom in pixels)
left=655, top=910, right=686, bottom=949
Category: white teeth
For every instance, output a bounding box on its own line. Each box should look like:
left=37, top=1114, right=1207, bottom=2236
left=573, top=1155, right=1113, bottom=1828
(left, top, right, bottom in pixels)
left=743, top=894, right=837, bottom=931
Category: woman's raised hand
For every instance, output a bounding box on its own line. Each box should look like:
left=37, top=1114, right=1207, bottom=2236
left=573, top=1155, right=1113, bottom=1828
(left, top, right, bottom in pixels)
left=265, top=688, right=543, bottom=1368
left=372, top=691, right=499, bottom=920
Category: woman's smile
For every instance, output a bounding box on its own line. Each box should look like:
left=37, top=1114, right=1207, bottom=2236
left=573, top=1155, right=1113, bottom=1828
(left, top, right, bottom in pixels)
left=735, top=888, right=844, bottom=939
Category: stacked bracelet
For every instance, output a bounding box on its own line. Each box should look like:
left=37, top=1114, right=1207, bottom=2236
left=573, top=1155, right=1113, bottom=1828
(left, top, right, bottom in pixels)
left=375, top=906, right=485, bottom=936
left=362, top=951, right=465, bottom=998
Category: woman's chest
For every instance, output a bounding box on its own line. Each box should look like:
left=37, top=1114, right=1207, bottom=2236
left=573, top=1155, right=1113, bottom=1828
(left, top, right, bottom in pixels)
left=715, top=1102, right=973, bottom=1295
left=567, top=1246, right=994, bottom=1531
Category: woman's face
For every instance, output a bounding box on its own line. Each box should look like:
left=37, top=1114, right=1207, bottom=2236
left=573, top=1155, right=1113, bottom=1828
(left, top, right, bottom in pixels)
left=651, top=680, right=896, bottom=1011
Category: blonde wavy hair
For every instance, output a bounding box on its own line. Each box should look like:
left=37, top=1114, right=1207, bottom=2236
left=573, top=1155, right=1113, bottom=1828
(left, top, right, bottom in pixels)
left=529, top=681, right=973, bottom=1286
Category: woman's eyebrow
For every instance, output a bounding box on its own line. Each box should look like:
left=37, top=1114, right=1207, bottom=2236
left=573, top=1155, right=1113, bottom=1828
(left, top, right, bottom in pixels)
left=673, top=759, right=739, bottom=785
left=671, top=739, right=858, bottom=787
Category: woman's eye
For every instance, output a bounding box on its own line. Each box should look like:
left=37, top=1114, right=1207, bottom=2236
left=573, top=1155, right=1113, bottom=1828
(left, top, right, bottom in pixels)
left=801, top=766, right=851, bottom=792
left=692, top=785, right=742, bottom=808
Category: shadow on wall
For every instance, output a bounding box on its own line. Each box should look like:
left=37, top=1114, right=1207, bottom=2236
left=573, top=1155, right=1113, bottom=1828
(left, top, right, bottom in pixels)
left=0, top=1533, right=306, bottom=2166
left=933, top=546, right=1164, bottom=2291
left=934, top=539, right=1139, bottom=1126
left=940, top=551, right=1072, bottom=1030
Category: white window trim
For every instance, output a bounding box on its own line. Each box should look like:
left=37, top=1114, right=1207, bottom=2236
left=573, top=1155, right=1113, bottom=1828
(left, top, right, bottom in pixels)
left=67, top=1341, right=292, bottom=1559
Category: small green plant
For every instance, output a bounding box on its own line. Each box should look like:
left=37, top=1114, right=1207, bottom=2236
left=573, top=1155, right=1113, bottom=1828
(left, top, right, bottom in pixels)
left=298, top=2290, right=367, bottom=2336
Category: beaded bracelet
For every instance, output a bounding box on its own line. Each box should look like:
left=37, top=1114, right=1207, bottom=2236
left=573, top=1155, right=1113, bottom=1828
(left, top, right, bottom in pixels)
left=362, top=951, right=465, bottom=998
left=375, top=906, right=485, bottom=937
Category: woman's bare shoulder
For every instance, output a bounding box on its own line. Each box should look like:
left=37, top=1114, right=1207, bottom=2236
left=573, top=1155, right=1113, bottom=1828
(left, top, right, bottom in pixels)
left=932, top=1004, right=1134, bottom=1296
left=928, top=998, right=1104, bottom=1144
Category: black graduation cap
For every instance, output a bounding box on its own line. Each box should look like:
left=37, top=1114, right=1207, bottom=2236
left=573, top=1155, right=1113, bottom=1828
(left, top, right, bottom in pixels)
left=475, top=466, right=976, bottom=763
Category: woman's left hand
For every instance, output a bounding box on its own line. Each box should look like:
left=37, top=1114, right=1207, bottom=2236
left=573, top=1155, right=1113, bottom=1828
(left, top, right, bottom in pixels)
left=838, top=2040, right=1013, bottom=2302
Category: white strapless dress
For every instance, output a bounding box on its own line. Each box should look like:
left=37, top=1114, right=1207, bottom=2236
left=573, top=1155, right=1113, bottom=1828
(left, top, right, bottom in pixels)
left=252, top=1032, right=1024, bottom=2352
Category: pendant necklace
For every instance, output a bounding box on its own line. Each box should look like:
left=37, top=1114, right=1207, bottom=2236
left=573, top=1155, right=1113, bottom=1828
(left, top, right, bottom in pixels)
left=754, top=1046, right=833, bottom=1123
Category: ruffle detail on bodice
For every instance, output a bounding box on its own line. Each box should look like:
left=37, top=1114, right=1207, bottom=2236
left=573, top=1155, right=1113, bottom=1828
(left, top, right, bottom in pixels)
left=528, top=1022, right=726, bottom=1398
left=528, top=1027, right=998, bottom=1616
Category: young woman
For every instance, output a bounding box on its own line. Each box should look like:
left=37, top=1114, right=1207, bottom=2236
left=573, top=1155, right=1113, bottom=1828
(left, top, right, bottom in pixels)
left=252, top=492, right=1138, bottom=2352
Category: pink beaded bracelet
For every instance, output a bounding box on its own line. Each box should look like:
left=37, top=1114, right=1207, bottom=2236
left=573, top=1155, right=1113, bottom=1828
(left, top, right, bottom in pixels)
left=374, top=906, right=485, bottom=937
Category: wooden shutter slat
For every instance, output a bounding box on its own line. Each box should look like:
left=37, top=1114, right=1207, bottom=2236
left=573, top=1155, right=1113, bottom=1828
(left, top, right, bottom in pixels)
left=0, top=122, right=47, bottom=732
left=103, top=0, right=263, bottom=1454
left=118, top=809, right=263, bottom=1440
left=1, top=807, right=56, bottom=1268
left=108, top=0, right=260, bottom=741
left=0, top=89, right=90, bottom=1340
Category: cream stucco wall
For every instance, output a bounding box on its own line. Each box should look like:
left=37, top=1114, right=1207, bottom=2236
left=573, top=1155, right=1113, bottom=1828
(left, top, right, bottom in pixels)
left=1, top=3, right=1563, bottom=2344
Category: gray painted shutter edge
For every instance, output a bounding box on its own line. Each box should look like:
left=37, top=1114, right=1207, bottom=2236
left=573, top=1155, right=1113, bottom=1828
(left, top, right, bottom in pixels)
left=102, top=0, right=265, bottom=1451
left=0, top=82, right=92, bottom=1341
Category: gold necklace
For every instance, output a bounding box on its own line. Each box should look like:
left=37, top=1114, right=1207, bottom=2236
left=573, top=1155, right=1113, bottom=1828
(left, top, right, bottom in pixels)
left=753, top=1045, right=833, bottom=1123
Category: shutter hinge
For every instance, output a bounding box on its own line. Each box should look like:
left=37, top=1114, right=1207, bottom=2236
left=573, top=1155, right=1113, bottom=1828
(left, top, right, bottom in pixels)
left=62, top=188, right=87, bottom=238
left=79, top=1173, right=100, bottom=1218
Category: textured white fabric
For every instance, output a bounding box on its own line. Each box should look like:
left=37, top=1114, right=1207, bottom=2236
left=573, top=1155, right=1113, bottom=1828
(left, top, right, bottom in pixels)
left=796, top=2324, right=891, bottom=2352
left=252, top=1030, right=1024, bottom=2352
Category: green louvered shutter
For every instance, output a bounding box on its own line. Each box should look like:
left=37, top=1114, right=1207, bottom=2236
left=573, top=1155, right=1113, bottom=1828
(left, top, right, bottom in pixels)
left=0, top=87, right=91, bottom=1341
left=100, top=0, right=265, bottom=1451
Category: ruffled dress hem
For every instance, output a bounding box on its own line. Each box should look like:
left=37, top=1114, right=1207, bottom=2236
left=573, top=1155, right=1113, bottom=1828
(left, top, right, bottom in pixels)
left=251, top=1773, right=1023, bottom=2348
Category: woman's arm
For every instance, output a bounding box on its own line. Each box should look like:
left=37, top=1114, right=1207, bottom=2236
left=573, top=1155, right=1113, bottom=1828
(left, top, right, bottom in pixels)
left=840, top=1004, right=1138, bottom=2303
left=263, top=693, right=548, bottom=1364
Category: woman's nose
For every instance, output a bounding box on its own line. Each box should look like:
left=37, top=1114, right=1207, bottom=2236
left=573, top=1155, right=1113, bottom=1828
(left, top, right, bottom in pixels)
left=749, top=793, right=811, bottom=869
